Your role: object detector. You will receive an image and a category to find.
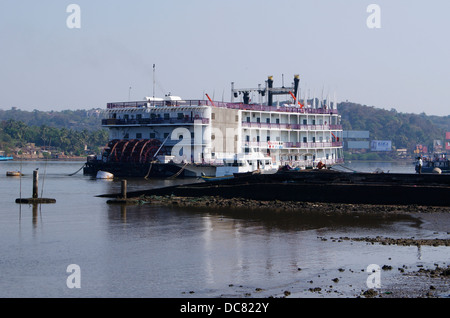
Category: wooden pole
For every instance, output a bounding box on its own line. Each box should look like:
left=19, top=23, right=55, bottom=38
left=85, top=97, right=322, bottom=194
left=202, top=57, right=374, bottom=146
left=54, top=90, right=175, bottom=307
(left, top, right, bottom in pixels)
left=121, top=180, right=127, bottom=200
left=33, top=170, right=39, bottom=199
left=15, top=168, right=55, bottom=204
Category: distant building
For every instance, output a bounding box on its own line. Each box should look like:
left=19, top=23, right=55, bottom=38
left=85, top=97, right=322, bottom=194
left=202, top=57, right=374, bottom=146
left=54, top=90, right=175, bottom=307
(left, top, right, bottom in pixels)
left=415, top=144, right=428, bottom=154
left=371, top=140, right=392, bottom=152
left=342, top=131, right=370, bottom=150
left=396, top=148, right=408, bottom=158
left=446, top=132, right=450, bottom=151
left=433, top=140, right=443, bottom=153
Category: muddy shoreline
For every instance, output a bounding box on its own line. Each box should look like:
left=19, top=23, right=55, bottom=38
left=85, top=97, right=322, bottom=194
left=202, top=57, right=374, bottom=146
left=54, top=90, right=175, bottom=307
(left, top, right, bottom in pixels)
left=111, top=194, right=450, bottom=215
left=109, top=195, right=450, bottom=298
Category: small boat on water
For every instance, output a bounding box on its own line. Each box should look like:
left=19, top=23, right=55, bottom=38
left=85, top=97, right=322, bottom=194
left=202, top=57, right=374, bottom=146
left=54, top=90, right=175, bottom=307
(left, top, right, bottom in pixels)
left=416, top=154, right=449, bottom=174
left=200, top=150, right=276, bottom=182
left=6, top=171, right=23, bottom=177
left=0, top=156, right=13, bottom=161
left=96, top=171, right=114, bottom=179
left=214, top=150, right=278, bottom=177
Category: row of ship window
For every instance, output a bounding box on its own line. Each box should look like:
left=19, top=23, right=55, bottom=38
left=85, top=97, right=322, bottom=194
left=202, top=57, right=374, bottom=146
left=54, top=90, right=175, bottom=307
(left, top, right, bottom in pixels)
left=121, top=132, right=326, bottom=143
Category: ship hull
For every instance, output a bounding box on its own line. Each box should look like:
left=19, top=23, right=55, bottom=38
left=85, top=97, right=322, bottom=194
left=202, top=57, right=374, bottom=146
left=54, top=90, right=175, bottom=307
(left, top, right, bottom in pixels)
left=83, top=160, right=180, bottom=178
left=83, top=160, right=217, bottom=178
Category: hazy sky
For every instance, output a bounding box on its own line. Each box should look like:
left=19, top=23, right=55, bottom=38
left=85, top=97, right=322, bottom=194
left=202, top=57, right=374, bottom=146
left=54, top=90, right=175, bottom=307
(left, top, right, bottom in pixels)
left=1, top=0, right=449, bottom=116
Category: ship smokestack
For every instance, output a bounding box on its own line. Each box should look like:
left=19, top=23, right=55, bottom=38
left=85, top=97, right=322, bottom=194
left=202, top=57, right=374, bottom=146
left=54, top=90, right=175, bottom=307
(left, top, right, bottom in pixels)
left=267, top=76, right=273, bottom=106
left=294, top=75, right=300, bottom=100
left=243, top=92, right=250, bottom=105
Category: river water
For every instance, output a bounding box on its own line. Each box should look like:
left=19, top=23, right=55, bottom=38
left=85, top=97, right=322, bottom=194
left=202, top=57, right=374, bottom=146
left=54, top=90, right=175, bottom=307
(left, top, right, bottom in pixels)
left=0, top=160, right=448, bottom=298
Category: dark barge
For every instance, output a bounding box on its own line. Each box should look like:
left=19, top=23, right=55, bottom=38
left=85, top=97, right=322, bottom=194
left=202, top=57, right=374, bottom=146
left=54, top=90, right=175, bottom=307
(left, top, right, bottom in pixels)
left=98, top=169, right=450, bottom=207
left=84, top=158, right=186, bottom=178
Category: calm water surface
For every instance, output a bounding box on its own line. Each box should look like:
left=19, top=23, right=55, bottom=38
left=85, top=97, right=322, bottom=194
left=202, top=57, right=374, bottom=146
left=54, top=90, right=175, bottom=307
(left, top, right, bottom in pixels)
left=0, top=160, right=448, bottom=298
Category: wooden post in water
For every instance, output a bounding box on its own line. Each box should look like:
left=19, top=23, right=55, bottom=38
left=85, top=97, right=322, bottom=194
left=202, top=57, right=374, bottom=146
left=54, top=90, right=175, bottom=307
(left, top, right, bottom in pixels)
left=106, top=180, right=133, bottom=205
left=121, top=180, right=127, bottom=200
left=33, top=170, right=39, bottom=199
left=15, top=169, right=55, bottom=204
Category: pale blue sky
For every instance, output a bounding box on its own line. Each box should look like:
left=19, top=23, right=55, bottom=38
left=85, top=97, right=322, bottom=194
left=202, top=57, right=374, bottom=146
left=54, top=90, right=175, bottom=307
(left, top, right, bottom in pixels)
left=1, top=0, right=449, bottom=115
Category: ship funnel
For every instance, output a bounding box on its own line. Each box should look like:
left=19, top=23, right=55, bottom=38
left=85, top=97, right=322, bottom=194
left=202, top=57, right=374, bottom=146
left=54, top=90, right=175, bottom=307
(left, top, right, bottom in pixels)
left=267, top=76, right=274, bottom=106
left=243, top=92, right=250, bottom=105
left=294, top=75, right=300, bottom=100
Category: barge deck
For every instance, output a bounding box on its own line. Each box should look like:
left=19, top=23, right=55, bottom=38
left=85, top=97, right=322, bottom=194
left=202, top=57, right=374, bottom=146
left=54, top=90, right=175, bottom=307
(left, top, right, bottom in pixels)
left=98, top=170, right=450, bottom=207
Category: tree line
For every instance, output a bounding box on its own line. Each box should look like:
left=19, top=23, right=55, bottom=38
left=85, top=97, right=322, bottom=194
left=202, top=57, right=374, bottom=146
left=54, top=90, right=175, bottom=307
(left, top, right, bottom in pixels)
left=0, top=107, right=103, bottom=131
left=0, top=103, right=449, bottom=158
left=0, top=118, right=108, bottom=156
left=338, top=102, right=449, bottom=152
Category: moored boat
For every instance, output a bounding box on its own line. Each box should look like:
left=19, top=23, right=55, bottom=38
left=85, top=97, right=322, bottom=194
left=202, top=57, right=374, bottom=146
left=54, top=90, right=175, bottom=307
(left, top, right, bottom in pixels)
left=96, top=171, right=114, bottom=179
left=416, top=154, right=449, bottom=174
left=84, top=74, right=344, bottom=178
left=215, top=150, right=278, bottom=177
left=6, top=171, right=23, bottom=177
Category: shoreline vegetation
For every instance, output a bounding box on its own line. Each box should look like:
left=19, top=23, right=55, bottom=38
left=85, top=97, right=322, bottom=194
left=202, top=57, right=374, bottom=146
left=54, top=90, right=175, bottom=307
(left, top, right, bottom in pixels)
left=8, top=156, right=87, bottom=161
left=2, top=101, right=450, bottom=162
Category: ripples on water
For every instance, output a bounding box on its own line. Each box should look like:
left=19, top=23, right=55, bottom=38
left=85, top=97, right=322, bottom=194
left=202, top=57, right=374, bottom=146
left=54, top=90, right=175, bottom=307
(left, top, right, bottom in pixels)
left=0, top=160, right=448, bottom=298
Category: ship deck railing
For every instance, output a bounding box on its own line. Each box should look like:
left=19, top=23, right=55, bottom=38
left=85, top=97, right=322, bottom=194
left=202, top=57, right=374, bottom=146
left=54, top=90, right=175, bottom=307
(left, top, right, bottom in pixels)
left=242, top=122, right=342, bottom=130
left=106, top=100, right=339, bottom=115
left=280, top=158, right=343, bottom=167
left=102, top=117, right=210, bottom=126
left=245, top=141, right=343, bottom=149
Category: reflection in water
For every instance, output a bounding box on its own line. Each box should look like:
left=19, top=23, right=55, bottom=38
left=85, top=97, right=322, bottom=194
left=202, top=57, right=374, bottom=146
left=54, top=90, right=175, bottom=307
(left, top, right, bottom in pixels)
left=17, top=203, right=43, bottom=228
left=102, top=202, right=428, bottom=297
left=1, top=161, right=448, bottom=297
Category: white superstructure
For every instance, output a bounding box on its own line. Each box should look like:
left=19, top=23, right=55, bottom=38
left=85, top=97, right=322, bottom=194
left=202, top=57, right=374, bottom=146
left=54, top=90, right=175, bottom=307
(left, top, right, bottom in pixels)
left=101, top=75, right=344, bottom=177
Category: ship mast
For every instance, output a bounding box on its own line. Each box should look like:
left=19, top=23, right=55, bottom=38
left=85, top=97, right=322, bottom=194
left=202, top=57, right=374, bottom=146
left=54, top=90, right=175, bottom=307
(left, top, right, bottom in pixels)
left=152, top=64, right=156, bottom=101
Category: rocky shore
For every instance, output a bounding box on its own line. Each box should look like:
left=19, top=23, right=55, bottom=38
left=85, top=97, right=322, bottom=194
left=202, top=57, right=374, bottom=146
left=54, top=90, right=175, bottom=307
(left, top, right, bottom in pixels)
left=326, top=236, right=450, bottom=247
left=362, top=264, right=450, bottom=298
left=114, top=194, right=450, bottom=215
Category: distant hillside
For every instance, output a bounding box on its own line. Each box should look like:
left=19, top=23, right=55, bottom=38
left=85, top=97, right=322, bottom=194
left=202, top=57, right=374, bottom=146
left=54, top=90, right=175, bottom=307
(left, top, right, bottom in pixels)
left=1, top=103, right=449, bottom=156
left=427, top=114, right=450, bottom=133
left=338, top=102, right=449, bottom=152
left=0, top=107, right=104, bottom=131
left=0, top=108, right=107, bottom=157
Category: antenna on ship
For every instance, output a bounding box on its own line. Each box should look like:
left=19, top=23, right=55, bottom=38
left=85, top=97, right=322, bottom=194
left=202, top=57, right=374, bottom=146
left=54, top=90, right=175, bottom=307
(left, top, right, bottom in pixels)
left=152, top=64, right=156, bottom=101
left=321, top=85, right=324, bottom=109
left=333, top=91, right=337, bottom=110
left=313, top=90, right=316, bottom=109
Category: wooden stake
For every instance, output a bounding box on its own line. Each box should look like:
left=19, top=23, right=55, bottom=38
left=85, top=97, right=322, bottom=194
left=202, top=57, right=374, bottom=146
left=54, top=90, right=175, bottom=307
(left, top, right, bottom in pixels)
left=121, top=180, right=127, bottom=200
left=33, top=170, right=39, bottom=199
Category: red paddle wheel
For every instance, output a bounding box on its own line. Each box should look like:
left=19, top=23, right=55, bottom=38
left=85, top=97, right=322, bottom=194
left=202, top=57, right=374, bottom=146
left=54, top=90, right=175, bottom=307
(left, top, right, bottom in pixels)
left=105, top=139, right=167, bottom=163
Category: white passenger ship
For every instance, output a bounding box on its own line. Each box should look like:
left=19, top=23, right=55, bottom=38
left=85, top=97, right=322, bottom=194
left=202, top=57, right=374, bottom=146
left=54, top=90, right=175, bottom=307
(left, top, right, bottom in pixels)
left=84, top=75, right=344, bottom=178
